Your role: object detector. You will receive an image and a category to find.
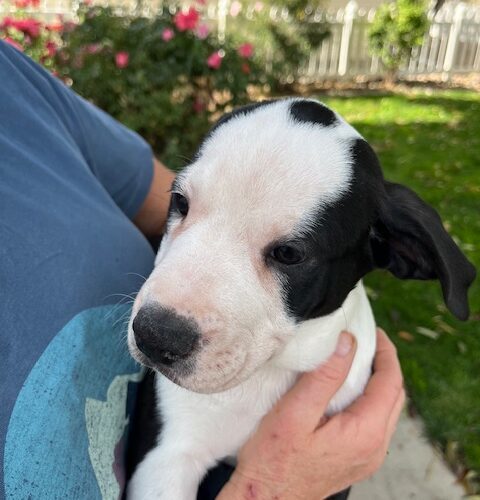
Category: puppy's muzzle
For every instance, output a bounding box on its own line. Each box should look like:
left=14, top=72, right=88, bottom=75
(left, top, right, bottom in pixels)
left=132, top=305, right=200, bottom=366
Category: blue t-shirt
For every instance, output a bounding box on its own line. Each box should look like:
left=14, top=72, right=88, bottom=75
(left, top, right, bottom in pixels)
left=0, top=41, right=156, bottom=499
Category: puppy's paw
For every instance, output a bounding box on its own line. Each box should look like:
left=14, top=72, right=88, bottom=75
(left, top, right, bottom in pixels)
left=127, top=474, right=168, bottom=500
left=127, top=448, right=199, bottom=500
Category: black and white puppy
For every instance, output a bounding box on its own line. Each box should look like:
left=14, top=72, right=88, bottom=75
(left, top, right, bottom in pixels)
left=126, top=98, right=475, bottom=499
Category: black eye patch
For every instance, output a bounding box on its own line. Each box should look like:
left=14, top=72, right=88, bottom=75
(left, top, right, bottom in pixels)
left=171, top=192, right=189, bottom=217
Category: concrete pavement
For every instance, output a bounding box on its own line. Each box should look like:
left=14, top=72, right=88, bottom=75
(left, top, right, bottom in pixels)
left=349, top=411, right=465, bottom=500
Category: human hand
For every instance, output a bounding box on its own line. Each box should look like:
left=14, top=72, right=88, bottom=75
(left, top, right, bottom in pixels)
left=217, top=328, right=405, bottom=500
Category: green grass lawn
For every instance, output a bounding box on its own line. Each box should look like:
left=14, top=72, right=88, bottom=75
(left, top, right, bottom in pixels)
left=318, top=90, right=480, bottom=491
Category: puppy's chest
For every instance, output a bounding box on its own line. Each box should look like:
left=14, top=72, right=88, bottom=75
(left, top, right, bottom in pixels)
left=157, top=368, right=297, bottom=457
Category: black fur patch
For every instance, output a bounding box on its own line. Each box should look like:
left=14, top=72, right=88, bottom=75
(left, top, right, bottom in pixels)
left=289, top=99, right=338, bottom=127
left=275, top=133, right=475, bottom=321
left=124, top=370, right=160, bottom=485
left=208, top=99, right=278, bottom=136
left=271, top=138, right=384, bottom=320
left=192, top=100, right=278, bottom=162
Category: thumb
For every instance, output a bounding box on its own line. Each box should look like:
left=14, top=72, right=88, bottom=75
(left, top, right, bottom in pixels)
left=271, top=331, right=357, bottom=432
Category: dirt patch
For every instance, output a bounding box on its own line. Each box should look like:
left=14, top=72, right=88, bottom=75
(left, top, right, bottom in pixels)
left=278, top=72, right=480, bottom=97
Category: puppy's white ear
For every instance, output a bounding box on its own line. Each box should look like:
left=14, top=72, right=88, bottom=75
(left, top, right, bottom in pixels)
left=370, top=181, right=476, bottom=320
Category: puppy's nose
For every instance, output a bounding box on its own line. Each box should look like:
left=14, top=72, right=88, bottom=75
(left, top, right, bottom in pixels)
left=132, top=305, right=200, bottom=366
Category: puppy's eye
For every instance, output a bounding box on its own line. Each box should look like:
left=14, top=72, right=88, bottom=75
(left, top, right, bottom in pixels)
left=270, top=244, right=305, bottom=265
left=171, top=193, right=189, bottom=217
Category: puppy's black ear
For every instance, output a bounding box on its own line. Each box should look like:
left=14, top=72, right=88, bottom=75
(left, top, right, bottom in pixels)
left=370, top=181, right=476, bottom=320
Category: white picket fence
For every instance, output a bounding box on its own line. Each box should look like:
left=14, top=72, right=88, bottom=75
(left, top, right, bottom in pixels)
left=293, top=1, right=480, bottom=80
left=2, top=0, right=480, bottom=80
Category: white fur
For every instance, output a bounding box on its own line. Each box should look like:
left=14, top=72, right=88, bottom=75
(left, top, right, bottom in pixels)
left=127, top=99, right=376, bottom=499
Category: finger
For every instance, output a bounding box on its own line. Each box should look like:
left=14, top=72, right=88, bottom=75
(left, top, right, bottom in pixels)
left=268, top=331, right=357, bottom=432
left=385, top=386, right=406, bottom=443
left=346, top=329, right=403, bottom=427
left=373, top=388, right=406, bottom=464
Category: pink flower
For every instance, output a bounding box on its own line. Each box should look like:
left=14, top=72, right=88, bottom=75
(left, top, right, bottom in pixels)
left=9, top=18, right=42, bottom=38
left=195, top=23, right=209, bottom=40
left=1, top=17, right=15, bottom=30
left=162, top=28, right=174, bottom=42
left=45, top=40, right=57, bottom=57
left=1, top=16, right=42, bottom=36
left=14, top=0, right=40, bottom=8
left=85, top=43, right=102, bottom=54
left=230, top=1, right=242, bottom=17
left=20, top=19, right=40, bottom=37
left=174, top=7, right=199, bottom=32
left=2, top=17, right=24, bottom=34
left=238, top=43, right=254, bottom=58
left=115, top=51, right=129, bottom=69
left=24, top=19, right=42, bottom=38
left=4, top=37, right=24, bottom=51
left=46, top=20, right=64, bottom=32
left=254, top=1, right=264, bottom=12
left=207, top=51, right=222, bottom=69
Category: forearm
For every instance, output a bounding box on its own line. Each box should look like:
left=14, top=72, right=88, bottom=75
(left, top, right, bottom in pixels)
left=134, top=158, right=175, bottom=237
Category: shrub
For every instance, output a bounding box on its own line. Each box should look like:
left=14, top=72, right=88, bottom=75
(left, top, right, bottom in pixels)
left=368, top=0, right=428, bottom=80
left=226, top=0, right=329, bottom=83
left=1, top=0, right=326, bottom=168
left=0, top=0, right=62, bottom=73
left=55, top=3, right=266, bottom=169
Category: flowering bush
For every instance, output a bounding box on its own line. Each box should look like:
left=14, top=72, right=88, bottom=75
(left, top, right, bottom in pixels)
left=0, top=1, right=265, bottom=168
left=0, top=0, right=62, bottom=73
left=53, top=2, right=265, bottom=169
left=225, top=0, right=329, bottom=82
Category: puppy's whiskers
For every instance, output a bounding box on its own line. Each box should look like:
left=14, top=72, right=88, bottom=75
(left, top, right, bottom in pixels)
left=103, top=292, right=137, bottom=322
left=104, top=291, right=138, bottom=301
left=113, top=309, right=132, bottom=329
left=126, top=272, right=148, bottom=283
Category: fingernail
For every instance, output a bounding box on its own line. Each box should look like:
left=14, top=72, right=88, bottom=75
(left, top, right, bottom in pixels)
left=335, top=331, right=354, bottom=357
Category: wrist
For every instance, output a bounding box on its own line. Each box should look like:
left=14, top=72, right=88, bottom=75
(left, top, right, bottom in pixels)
left=216, top=471, right=295, bottom=500
left=216, top=477, right=244, bottom=500
left=216, top=470, right=332, bottom=500
left=216, top=470, right=271, bottom=500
